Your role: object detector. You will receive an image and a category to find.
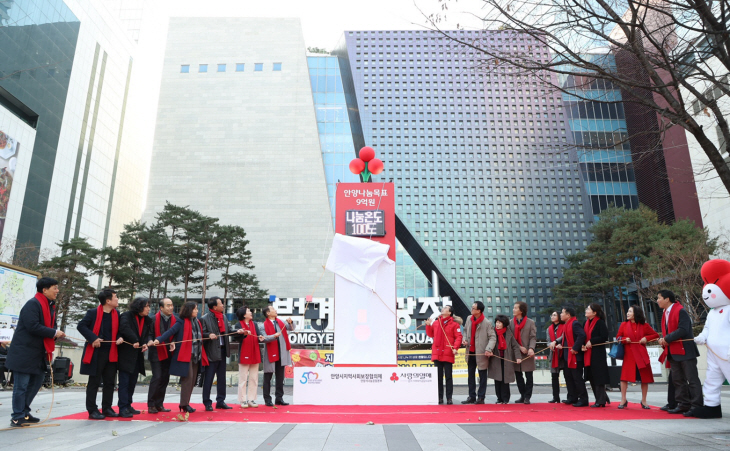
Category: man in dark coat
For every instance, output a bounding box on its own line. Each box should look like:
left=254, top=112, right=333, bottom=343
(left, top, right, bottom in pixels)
left=147, top=297, right=177, bottom=413
left=117, top=296, right=153, bottom=418
left=201, top=296, right=233, bottom=411
left=559, top=306, right=589, bottom=407
left=657, top=289, right=702, bottom=417
left=77, top=289, right=124, bottom=420
left=6, top=277, right=64, bottom=428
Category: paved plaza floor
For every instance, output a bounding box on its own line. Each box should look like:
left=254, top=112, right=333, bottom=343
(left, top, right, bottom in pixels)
left=2, top=384, right=730, bottom=450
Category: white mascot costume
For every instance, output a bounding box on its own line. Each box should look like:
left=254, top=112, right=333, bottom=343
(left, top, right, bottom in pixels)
left=693, top=258, right=730, bottom=419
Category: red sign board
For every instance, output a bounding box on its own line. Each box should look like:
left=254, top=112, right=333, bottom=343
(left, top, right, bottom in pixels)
left=335, top=183, right=396, bottom=261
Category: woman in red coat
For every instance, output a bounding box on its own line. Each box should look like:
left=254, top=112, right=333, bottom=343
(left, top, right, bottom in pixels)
left=617, top=304, right=659, bottom=409
left=426, top=305, right=463, bottom=405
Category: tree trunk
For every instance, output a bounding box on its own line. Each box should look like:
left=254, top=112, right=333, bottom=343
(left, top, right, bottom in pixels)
left=201, top=241, right=210, bottom=302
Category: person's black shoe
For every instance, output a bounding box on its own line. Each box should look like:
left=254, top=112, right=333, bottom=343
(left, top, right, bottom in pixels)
left=572, top=401, right=589, bottom=407
left=24, top=414, right=40, bottom=423
left=668, top=406, right=690, bottom=414
left=120, top=408, right=135, bottom=418
left=590, top=403, right=606, bottom=408
left=129, top=408, right=141, bottom=415
left=660, top=404, right=677, bottom=411
left=476, top=398, right=485, bottom=404
left=148, top=406, right=158, bottom=414
left=265, top=400, right=274, bottom=407
left=102, top=408, right=119, bottom=417
left=215, top=402, right=233, bottom=410
left=683, top=408, right=697, bottom=417
left=447, top=399, right=453, bottom=405
left=548, top=398, right=560, bottom=403
left=179, top=405, right=196, bottom=413
left=438, top=399, right=444, bottom=405
left=561, top=400, right=573, bottom=405
left=156, top=405, right=171, bottom=412
left=461, top=397, right=476, bottom=404
left=514, top=397, right=525, bottom=404
left=204, top=403, right=214, bottom=412
left=9, top=418, right=26, bottom=428
left=523, top=397, right=531, bottom=405
left=88, top=410, right=106, bottom=420
left=275, top=399, right=289, bottom=406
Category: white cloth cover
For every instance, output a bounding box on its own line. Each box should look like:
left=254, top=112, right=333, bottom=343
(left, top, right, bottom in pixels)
left=325, top=233, right=393, bottom=291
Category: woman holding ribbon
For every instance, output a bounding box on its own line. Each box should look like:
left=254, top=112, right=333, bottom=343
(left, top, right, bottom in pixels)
left=488, top=315, right=522, bottom=404
left=546, top=311, right=565, bottom=403
left=582, top=303, right=610, bottom=407
left=117, top=296, right=153, bottom=417
left=425, top=305, right=462, bottom=405
left=617, top=304, right=659, bottom=409
left=232, top=306, right=258, bottom=408
left=154, top=301, right=209, bottom=413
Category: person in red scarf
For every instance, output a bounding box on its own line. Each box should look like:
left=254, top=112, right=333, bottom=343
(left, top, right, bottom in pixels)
left=147, top=297, right=177, bottom=414
left=153, top=301, right=209, bottom=413
left=117, top=296, right=153, bottom=418
left=232, top=306, right=259, bottom=408
left=657, top=290, right=702, bottom=416
left=77, top=289, right=124, bottom=420
left=261, top=305, right=294, bottom=407
left=425, top=305, right=463, bottom=404
left=487, top=315, right=522, bottom=404
left=582, top=303, right=610, bottom=407
left=6, top=278, right=65, bottom=428
left=557, top=306, right=589, bottom=407
left=511, top=301, right=536, bottom=404
left=460, top=301, right=496, bottom=405
left=546, top=311, right=565, bottom=403
left=201, top=296, right=242, bottom=411
left=616, top=305, right=658, bottom=409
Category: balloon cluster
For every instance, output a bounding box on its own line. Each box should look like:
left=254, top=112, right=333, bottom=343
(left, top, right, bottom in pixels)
left=349, top=147, right=384, bottom=183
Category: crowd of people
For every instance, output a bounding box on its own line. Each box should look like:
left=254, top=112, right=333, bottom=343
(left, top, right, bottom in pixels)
left=2, top=278, right=708, bottom=427
left=4, top=278, right=293, bottom=426
left=426, top=291, right=704, bottom=417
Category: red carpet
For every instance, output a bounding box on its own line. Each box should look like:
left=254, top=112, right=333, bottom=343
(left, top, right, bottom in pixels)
left=56, top=402, right=693, bottom=424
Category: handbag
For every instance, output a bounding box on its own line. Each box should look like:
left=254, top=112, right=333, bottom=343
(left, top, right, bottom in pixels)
left=608, top=337, right=624, bottom=360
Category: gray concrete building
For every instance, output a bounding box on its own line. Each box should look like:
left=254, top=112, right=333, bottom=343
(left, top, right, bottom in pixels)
left=142, top=17, right=335, bottom=298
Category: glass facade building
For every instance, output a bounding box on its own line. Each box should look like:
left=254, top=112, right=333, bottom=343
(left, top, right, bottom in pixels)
left=337, top=30, right=600, bottom=329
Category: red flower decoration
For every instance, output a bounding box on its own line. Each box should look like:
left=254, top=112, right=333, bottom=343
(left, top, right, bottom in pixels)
left=350, top=147, right=384, bottom=182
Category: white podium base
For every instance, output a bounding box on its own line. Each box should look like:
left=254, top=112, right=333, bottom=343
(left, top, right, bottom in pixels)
left=293, top=367, right=439, bottom=405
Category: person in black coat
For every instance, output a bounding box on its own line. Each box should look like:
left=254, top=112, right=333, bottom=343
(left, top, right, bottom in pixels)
left=78, top=289, right=124, bottom=419
left=582, top=303, right=610, bottom=407
left=200, top=296, right=238, bottom=411
left=147, top=297, right=177, bottom=414
left=558, top=306, right=589, bottom=407
left=657, top=289, right=702, bottom=416
left=153, top=301, right=208, bottom=413
left=5, top=277, right=64, bottom=428
left=117, top=296, right=153, bottom=418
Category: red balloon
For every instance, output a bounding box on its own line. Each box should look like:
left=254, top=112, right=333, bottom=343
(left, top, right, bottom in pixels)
left=349, top=158, right=365, bottom=174
left=368, top=158, right=384, bottom=175
left=359, top=146, right=375, bottom=162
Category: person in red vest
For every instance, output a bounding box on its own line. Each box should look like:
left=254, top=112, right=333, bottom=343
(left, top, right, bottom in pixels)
left=425, top=305, right=463, bottom=405
left=147, top=297, right=177, bottom=414
left=260, top=306, right=294, bottom=407
left=77, top=289, right=124, bottom=420
left=616, top=304, right=658, bottom=409
left=657, top=289, right=702, bottom=416
left=153, top=301, right=209, bottom=413
left=6, top=277, right=65, bottom=428
left=546, top=311, right=565, bottom=403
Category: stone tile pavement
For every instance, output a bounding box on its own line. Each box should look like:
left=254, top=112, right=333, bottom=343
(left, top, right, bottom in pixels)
left=2, top=384, right=730, bottom=450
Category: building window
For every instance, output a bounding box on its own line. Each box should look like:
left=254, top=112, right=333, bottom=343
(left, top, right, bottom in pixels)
left=236, top=63, right=245, bottom=72
left=255, top=63, right=263, bottom=71
left=217, top=64, right=226, bottom=72
left=180, top=65, right=190, bottom=73
left=199, top=64, right=208, bottom=73
left=273, top=62, right=282, bottom=71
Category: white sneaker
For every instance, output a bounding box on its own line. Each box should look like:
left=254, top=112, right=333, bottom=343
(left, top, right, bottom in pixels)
left=240, top=403, right=249, bottom=408
left=248, top=401, right=258, bottom=408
